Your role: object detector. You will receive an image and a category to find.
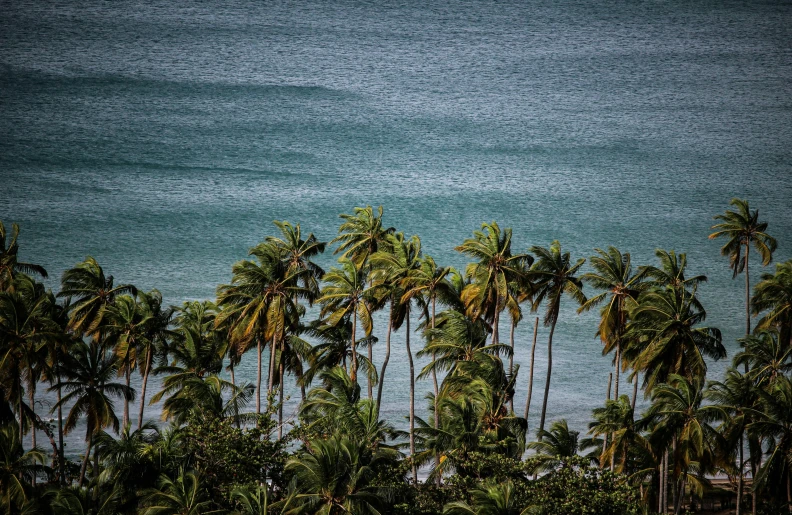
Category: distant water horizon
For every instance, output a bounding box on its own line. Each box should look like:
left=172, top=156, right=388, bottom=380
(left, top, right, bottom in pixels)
left=2, top=0, right=792, bottom=456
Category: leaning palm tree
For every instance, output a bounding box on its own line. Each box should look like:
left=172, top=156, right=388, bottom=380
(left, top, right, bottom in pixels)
left=578, top=247, right=647, bottom=402
left=318, top=259, right=375, bottom=385
left=455, top=222, right=532, bottom=348
left=58, top=257, right=136, bottom=340
left=752, top=260, right=792, bottom=348
left=0, top=222, right=48, bottom=292
left=332, top=205, right=395, bottom=269
left=217, top=243, right=306, bottom=413
left=527, top=419, right=581, bottom=473
left=529, top=240, right=586, bottom=438
left=53, top=341, right=133, bottom=487
left=709, top=198, right=777, bottom=338
left=136, top=290, right=176, bottom=429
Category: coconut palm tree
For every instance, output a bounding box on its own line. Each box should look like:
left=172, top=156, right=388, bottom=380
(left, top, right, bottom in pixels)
left=95, top=422, right=162, bottom=508
left=230, top=484, right=268, bottom=515
left=217, top=244, right=306, bottom=413
left=527, top=419, right=582, bottom=473
left=275, top=436, right=393, bottom=515
left=734, top=330, right=792, bottom=388
left=332, top=205, right=395, bottom=269
left=588, top=394, right=646, bottom=473
left=706, top=369, right=760, bottom=515
left=318, top=259, right=375, bottom=385
left=456, top=222, right=532, bottom=348
left=752, top=260, right=792, bottom=348
left=529, top=240, right=586, bottom=438
left=579, top=247, right=647, bottom=402
left=0, top=221, right=48, bottom=292
left=641, top=249, right=707, bottom=299
left=136, top=290, right=176, bottom=430
left=710, top=198, right=777, bottom=340
left=626, top=287, right=725, bottom=396
left=0, top=421, right=45, bottom=513
left=140, top=469, right=215, bottom=515
left=300, top=320, right=377, bottom=389
left=266, top=220, right=327, bottom=303
left=369, top=233, right=422, bottom=480
left=58, top=257, right=136, bottom=340
left=53, top=340, right=133, bottom=487
left=443, top=480, right=536, bottom=515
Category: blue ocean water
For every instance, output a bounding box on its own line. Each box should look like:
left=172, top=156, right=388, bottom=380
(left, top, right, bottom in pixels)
left=2, top=0, right=792, bottom=455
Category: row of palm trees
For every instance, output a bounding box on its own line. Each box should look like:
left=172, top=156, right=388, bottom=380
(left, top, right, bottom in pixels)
left=0, top=197, right=790, bottom=514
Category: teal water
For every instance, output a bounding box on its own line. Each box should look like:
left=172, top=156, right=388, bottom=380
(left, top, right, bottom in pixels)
left=2, top=0, right=792, bottom=455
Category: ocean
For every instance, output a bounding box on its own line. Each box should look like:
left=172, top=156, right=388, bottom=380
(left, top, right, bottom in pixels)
left=2, top=0, right=792, bottom=456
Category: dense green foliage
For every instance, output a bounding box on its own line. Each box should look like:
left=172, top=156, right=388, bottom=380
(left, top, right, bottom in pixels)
left=1, top=199, right=791, bottom=514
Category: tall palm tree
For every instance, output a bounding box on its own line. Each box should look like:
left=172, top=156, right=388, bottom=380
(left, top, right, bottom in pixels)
left=588, top=394, right=646, bottom=473
left=0, top=221, right=48, bottom=292
left=625, top=287, right=725, bottom=395
left=0, top=421, right=45, bottom=513
left=318, top=259, right=375, bottom=385
left=579, top=247, right=646, bottom=402
left=141, top=469, right=214, bottom=515
left=709, top=198, right=777, bottom=339
left=527, top=419, right=582, bottom=473
left=332, top=205, right=395, bottom=269
left=706, top=369, right=760, bottom=515
left=58, top=257, right=136, bottom=340
left=53, top=341, right=133, bottom=487
left=752, top=260, right=792, bottom=348
left=734, top=330, right=792, bottom=388
left=217, top=244, right=306, bottom=413
left=369, top=233, right=422, bottom=480
left=266, top=220, right=327, bottom=303
left=641, top=249, right=707, bottom=297
left=443, top=480, right=535, bottom=515
left=456, top=222, right=532, bottom=348
left=136, top=290, right=176, bottom=430
left=529, top=240, right=586, bottom=438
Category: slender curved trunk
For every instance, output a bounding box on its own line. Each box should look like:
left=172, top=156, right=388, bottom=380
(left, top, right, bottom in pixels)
left=613, top=344, right=620, bottom=400
left=230, top=360, right=240, bottom=429
left=256, top=339, right=262, bottom=414
left=268, top=334, right=277, bottom=393
left=406, top=313, right=416, bottom=482
left=375, top=308, right=392, bottom=411
left=278, top=354, right=284, bottom=439
left=367, top=335, right=373, bottom=400
left=138, top=347, right=152, bottom=430
left=492, top=297, right=500, bottom=347
left=658, top=455, right=664, bottom=514
left=663, top=449, right=669, bottom=513
left=674, top=478, right=686, bottom=515
left=744, top=243, right=751, bottom=373
left=631, top=372, right=639, bottom=411
left=538, top=316, right=557, bottom=439
left=672, top=437, right=678, bottom=513
left=509, top=318, right=515, bottom=412
left=737, top=433, right=744, bottom=515
left=56, top=366, right=64, bottom=485
left=350, top=308, right=358, bottom=382
left=79, top=434, right=92, bottom=488
left=28, top=387, right=36, bottom=485
left=123, top=357, right=130, bottom=428
left=603, top=372, right=611, bottom=469
left=524, top=317, right=539, bottom=420
left=17, top=380, right=23, bottom=449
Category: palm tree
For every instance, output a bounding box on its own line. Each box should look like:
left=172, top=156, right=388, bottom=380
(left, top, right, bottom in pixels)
left=369, top=233, right=422, bottom=480
left=443, top=480, right=536, bottom=515
left=318, top=259, right=375, bottom=385
left=217, top=244, right=306, bottom=413
left=579, top=247, right=647, bottom=402
left=136, top=290, right=176, bottom=430
left=456, top=222, right=532, bottom=348
left=529, top=240, right=586, bottom=438
left=275, top=436, right=393, bottom=515
left=527, top=419, right=582, bottom=473
left=0, top=221, right=47, bottom=292
left=332, top=205, right=395, bottom=269
left=300, top=320, right=377, bottom=389
left=641, top=249, right=707, bottom=297
left=588, top=394, right=646, bottom=473
left=734, top=330, right=792, bottom=388
left=58, top=256, right=136, bottom=340
left=707, top=369, right=760, bottom=515
left=53, top=341, right=133, bottom=487
left=230, top=484, right=268, bottom=515
left=155, top=375, right=254, bottom=425
left=266, top=220, right=327, bottom=303
left=141, top=469, right=215, bottom=515
left=625, top=287, right=725, bottom=395
left=752, top=260, right=792, bottom=348
left=95, top=422, right=162, bottom=508
left=0, top=422, right=44, bottom=513
left=646, top=374, right=723, bottom=515
left=710, top=198, right=777, bottom=339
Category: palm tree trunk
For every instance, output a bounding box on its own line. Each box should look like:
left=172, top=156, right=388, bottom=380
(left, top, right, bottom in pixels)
left=663, top=449, right=669, bottom=514
left=278, top=355, right=284, bottom=439
left=57, top=368, right=64, bottom=485
left=658, top=456, right=664, bottom=514
left=406, top=314, right=416, bottom=482
left=375, top=309, right=392, bottom=411
left=509, top=318, right=515, bottom=412
left=367, top=336, right=373, bottom=400
left=631, top=372, right=639, bottom=411
left=138, top=347, right=152, bottom=430
left=79, top=434, right=92, bottom=488
left=524, top=317, right=539, bottom=421
left=672, top=437, right=678, bottom=513
left=674, top=478, right=686, bottom=515
left=613, top=344, right=620, bottom=400
left=17, top=379, right=23, bottom=450
left=432, top=296, right=440, bottom=487
left=492, top=298, right=500, bottom=348
left=230, top=359, right=240, bottom=429
left=600, top=372, right=613, bottom=471
left=256, top=339, right=262, bottom=414
left=351, top=309, right=358, bottom=382
left=269, top=334, right=277, bottom=393
left=28, top=386, right=36, bottom=486
left=538, top=317, right=557, bottom=440
left=744, top=243, right=751, bottom=373
left=123, top=357, right=130, bottom=428
left=737, top=433, right=744, bottom=515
